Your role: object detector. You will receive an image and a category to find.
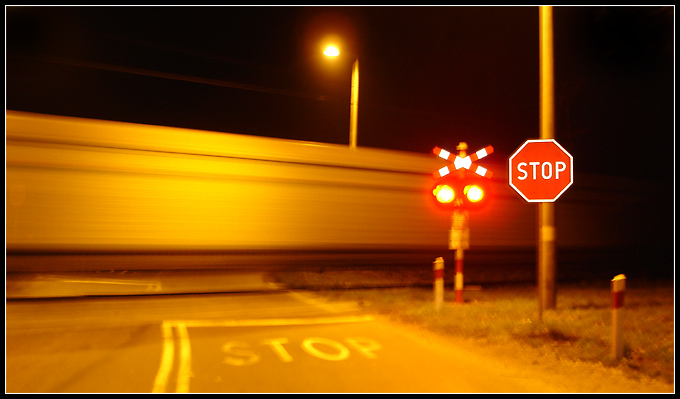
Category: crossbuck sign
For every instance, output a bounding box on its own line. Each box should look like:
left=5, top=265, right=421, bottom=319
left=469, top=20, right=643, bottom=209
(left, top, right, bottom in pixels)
left=432, top=145, right=494, bottom=179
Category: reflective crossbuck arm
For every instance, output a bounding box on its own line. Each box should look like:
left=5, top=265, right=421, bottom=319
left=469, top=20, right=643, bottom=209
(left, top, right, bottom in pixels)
left=433, top=165, right=451, bottom=179
left=470, top=145, right=493, bottom=162
left=471, top=165, right=492, bottom=178
left=433, top=147, right=452, bottom=161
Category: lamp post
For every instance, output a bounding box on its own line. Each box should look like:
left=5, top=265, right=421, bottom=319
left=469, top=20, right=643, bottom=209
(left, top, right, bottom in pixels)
left=324, top=45, right=358, bottom=150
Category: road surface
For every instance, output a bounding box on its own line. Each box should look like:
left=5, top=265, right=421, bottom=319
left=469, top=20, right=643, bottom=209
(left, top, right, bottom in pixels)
left=6, top=270, right=671, bottom=393
left=7, top=271, right=562, bottom=393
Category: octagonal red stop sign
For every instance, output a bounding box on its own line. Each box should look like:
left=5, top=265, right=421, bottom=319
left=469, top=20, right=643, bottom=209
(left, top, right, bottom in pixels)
left=509, top=139, right=573, bottom=202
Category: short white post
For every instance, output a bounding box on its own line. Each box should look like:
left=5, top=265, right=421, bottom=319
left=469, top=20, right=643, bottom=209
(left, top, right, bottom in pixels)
left=433, top=257, right=444, bottom=310
left=612, top=274, right=626, bottom=361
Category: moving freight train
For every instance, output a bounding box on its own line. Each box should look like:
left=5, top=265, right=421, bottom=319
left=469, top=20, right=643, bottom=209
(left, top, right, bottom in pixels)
left=6, top=111, right=670, bottom=275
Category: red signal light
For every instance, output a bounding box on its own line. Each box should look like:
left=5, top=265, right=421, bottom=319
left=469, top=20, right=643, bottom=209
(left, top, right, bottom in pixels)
left=431, top=175, right=491, bottom=211
left=464, top=184, right=484, bottom=202
left=433, top=184, right=455, bottom=204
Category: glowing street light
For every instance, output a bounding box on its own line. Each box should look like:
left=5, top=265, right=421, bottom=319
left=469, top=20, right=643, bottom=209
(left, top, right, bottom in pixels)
left=323, top=45, right=340, bottom=57
left=323, top=44, right=359, bottom=150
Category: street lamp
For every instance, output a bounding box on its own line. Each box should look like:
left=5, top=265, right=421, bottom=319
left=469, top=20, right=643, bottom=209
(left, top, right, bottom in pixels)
left=324, top=45, right=359, bottom=150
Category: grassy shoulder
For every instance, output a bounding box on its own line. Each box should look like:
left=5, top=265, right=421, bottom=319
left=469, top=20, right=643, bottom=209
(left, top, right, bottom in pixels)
left=271, top=268, right=674, bottom=389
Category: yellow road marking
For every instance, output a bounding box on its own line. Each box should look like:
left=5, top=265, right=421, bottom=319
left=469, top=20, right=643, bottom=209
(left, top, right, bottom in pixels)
left=151, top=315, right=374, bottom=393
left=151, top=322, right=175, bottom=393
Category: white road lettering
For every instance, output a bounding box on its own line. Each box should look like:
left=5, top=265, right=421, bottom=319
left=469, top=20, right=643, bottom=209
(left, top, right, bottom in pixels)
left=220, top=337, right=381, bottom=366
left=261, top=337, right=293, bottom=362
left=222, top=341, right=260, bottom=366
left=301, top=337, right=350, bottom=361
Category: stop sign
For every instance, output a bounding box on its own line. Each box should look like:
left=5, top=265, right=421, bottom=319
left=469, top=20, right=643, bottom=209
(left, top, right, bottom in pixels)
left=508, top=139, right=573, bottom=202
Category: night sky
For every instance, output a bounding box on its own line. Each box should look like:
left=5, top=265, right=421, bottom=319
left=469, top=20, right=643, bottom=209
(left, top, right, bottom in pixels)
left=6, top=6, right=675, bottom=182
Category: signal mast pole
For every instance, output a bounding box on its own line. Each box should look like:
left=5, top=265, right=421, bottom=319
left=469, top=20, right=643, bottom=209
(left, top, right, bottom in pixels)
left=452, top=142, right=469, bottom=304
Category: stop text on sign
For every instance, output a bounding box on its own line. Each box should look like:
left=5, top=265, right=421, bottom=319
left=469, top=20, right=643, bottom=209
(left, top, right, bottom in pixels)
left=516, top=161, right=567, bottom=180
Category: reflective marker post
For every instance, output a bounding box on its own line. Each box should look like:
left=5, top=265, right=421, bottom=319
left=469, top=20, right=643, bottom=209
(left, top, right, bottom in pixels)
left=612, top=274, right=626, bottom=361
left=433, top=257, right=444, bottom=310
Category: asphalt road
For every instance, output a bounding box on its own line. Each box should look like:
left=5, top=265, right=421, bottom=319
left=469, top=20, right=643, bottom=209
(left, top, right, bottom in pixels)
left=7, top=271, right=560, bottom=393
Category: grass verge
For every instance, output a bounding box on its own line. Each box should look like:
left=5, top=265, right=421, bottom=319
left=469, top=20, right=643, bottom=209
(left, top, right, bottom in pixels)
left=272, top=268, right=674, bottom=386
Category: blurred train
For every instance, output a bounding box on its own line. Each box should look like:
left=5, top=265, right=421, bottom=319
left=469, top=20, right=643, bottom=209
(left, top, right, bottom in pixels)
left=6, top=111, right=673, bottom=279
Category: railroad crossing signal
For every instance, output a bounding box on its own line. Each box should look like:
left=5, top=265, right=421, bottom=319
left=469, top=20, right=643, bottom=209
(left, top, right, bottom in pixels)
left=508, top=139, right=573, bottom=202
left=430, top=142, right=495, bottom=305
left=431, top=143, right=494, bottom=211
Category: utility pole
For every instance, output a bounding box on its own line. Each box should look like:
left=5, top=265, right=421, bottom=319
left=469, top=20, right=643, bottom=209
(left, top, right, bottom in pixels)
left=539, top=5, right=557, bottom=313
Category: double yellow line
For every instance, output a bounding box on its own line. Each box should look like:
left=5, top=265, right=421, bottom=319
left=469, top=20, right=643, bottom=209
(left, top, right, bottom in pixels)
left=152, top=322, right=192, bottom=393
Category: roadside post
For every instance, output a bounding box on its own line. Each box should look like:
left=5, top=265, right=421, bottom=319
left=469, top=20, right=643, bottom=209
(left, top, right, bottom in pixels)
left=612, top=274, right=626, bottom=361
left=433, top=257, right=444, bottom=310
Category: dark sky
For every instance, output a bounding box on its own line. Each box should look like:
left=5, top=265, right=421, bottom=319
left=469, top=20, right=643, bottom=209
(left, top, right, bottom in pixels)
left=6, top=6, right=675, bottom=182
